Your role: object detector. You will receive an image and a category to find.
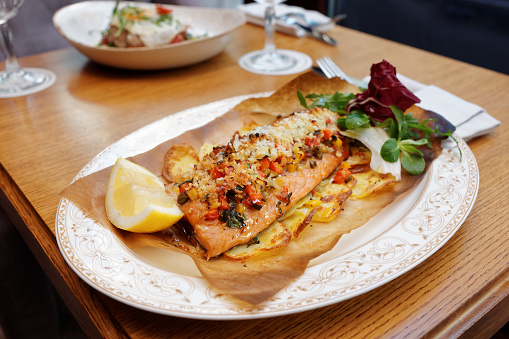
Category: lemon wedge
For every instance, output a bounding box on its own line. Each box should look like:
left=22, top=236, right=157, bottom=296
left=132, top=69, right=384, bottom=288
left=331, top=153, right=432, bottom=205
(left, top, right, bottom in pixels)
left=105, top=157, right=183, bottom=233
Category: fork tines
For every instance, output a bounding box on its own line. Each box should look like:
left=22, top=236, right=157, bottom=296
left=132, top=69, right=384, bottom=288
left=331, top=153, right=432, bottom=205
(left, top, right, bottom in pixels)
left=316, top=57, right=354, bottom=84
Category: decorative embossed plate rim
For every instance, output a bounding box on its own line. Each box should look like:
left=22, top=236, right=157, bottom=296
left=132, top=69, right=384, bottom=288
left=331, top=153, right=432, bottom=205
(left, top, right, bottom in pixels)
left=55, top=93, right=478, bottom=320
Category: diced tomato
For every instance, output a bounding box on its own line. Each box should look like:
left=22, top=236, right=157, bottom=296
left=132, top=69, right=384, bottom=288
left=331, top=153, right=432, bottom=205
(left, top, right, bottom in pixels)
left=304, top=136, right=321, bottom=147
left=245, top=184, right=262, bottom=205
left=156, top=5, right=173, bottom=15
left=211, top=167, right=224, bottom=179
left=323, top=128, right=332, bottom=140
left=205, top=208, right=219, bottom=220
left=259, top=157, right=270, bottom=171
left=179, top=182, right=191, bottom=194
left=269, top=161, right=284, bottom=174
left=333, top=168, right=351, bottom=184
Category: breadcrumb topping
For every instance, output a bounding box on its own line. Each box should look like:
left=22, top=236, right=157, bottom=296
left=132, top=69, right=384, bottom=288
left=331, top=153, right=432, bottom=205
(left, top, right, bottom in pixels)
left=176, top=108, right=344, bottom=220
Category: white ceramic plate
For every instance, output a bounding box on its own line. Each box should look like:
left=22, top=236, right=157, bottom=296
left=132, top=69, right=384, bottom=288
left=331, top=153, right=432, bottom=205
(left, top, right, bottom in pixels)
left=52, top=1, right=245, bottom=70
left=56, top=94, right=478, bottom=320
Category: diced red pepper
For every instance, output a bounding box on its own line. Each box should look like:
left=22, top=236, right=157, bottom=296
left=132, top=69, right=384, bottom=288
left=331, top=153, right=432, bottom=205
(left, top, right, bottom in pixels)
left=259, top=157, right=270, bottom=171
left=205, top=208, right=220, bottom=220
left=179, top=182, right=191, bottom=194
left=258, top=170, right=266, bottom=179
left=211, top=167, right=224, bottom=179
left=333, top=168, right=351, bottom=184
left=156, top=5, right=173, bottom=15
left=326, top=117, right=331, bottom=124
left=323, top=128, right=332, bottom=140
left=245, top=184, right=262, bottom=205
left=269, top=161, right=284, bottom=174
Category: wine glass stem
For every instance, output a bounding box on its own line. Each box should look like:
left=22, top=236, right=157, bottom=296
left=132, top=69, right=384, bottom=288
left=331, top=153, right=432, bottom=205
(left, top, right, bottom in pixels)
left=263, top=4, right=276, bottom=56
left=0, top=22, right=21, bottom=75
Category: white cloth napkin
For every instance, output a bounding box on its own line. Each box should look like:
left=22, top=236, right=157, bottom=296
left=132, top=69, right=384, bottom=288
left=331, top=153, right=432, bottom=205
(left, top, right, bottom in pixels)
left=362, top=74, right=501, bottom=141
left=238, top=3, right=332, bottom=38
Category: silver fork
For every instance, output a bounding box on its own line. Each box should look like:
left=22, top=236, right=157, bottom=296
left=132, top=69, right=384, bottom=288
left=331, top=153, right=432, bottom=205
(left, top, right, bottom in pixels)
left=316, top=57, right=355, bottom=84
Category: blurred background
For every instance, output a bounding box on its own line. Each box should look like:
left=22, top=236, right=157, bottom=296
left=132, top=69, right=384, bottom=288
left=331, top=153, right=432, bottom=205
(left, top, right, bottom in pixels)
left=2, top=0, right=509, bottom=74
left=289, top=0, right=509, bottom=75
left=333, top=0, right=509, bottom=75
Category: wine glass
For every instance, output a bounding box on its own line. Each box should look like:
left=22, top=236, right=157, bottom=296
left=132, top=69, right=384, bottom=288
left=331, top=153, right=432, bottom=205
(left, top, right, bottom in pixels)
left=238, top=0, right=312, bottom=75
left=0, top=0, right=56, bottom=98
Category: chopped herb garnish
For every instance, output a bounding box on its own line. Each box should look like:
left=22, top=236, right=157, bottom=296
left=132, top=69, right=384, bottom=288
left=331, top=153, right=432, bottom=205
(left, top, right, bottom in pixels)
left=219, top=209, right=245, bottom=229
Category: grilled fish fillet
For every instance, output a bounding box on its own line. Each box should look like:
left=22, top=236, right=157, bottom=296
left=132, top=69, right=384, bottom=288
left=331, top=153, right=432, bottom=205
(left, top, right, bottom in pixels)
left=172, top=108, right=348, bottom=258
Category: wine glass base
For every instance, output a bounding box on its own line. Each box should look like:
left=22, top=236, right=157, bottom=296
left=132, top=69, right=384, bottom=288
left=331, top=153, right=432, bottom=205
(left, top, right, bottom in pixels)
left=238, top=49, right=312, bottom=76
left=0, top=68, right=57, bottom=98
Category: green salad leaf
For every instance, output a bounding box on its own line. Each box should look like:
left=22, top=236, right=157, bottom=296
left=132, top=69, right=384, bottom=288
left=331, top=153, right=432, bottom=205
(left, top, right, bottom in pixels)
left=337, top=110, right=371, bottom=130
left=379, top=105, right=460, bottom=174
left=297, top=90, right=355, bottom=114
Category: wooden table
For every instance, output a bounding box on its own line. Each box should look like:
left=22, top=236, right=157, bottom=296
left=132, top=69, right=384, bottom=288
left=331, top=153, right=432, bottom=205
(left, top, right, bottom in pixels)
left=1, top=24, right=508, bottom=338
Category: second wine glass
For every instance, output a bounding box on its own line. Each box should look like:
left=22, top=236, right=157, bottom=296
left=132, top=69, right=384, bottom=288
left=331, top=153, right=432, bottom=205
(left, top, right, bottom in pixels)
left=0, top=0, right=56, bottom=98
left=238, top=0, right=311, bottom=75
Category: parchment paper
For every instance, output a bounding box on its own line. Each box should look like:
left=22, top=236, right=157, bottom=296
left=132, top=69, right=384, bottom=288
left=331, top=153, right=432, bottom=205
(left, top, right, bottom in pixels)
left=60, top=72, right=449, bottom=305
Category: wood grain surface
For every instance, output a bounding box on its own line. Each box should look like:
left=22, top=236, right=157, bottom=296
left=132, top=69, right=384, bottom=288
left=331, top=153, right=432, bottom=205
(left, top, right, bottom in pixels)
left=1, top=24, right=508, bottom=338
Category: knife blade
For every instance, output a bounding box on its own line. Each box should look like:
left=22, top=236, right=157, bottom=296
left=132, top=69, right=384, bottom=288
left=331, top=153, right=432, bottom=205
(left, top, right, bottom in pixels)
left=293, top=22, right=338, bottom=46
left=310, top=29, right=338, bottom=46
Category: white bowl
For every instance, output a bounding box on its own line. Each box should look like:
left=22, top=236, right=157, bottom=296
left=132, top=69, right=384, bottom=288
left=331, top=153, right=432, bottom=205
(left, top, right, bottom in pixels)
left=53, top=1, right=245, bottom=70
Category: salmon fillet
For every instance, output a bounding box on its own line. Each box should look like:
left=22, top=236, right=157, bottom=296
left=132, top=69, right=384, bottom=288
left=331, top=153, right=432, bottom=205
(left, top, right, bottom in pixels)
left=173, top=108, right=347, bottom=258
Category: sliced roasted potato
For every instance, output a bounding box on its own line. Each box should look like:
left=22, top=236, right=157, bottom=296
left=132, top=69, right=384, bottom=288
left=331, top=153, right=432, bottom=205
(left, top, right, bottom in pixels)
left=277, top=193, right=317, bottom=237
left=350, top=170, right=396, bottom=199
left=346, top=145, right=371, bottom=166
left=162, top=143, right=199, bottom=182
left=224, top=221, right=291, bottom=260
left=280, top=205, right=316, bottom=238
left=198, top=143, right=216, bottom=161
left=312, top=182, right=352, bottom=222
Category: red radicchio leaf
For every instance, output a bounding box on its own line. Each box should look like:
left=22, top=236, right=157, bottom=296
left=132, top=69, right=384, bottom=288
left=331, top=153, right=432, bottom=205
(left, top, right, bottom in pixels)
left=347, top=60, right=421, bottom=122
